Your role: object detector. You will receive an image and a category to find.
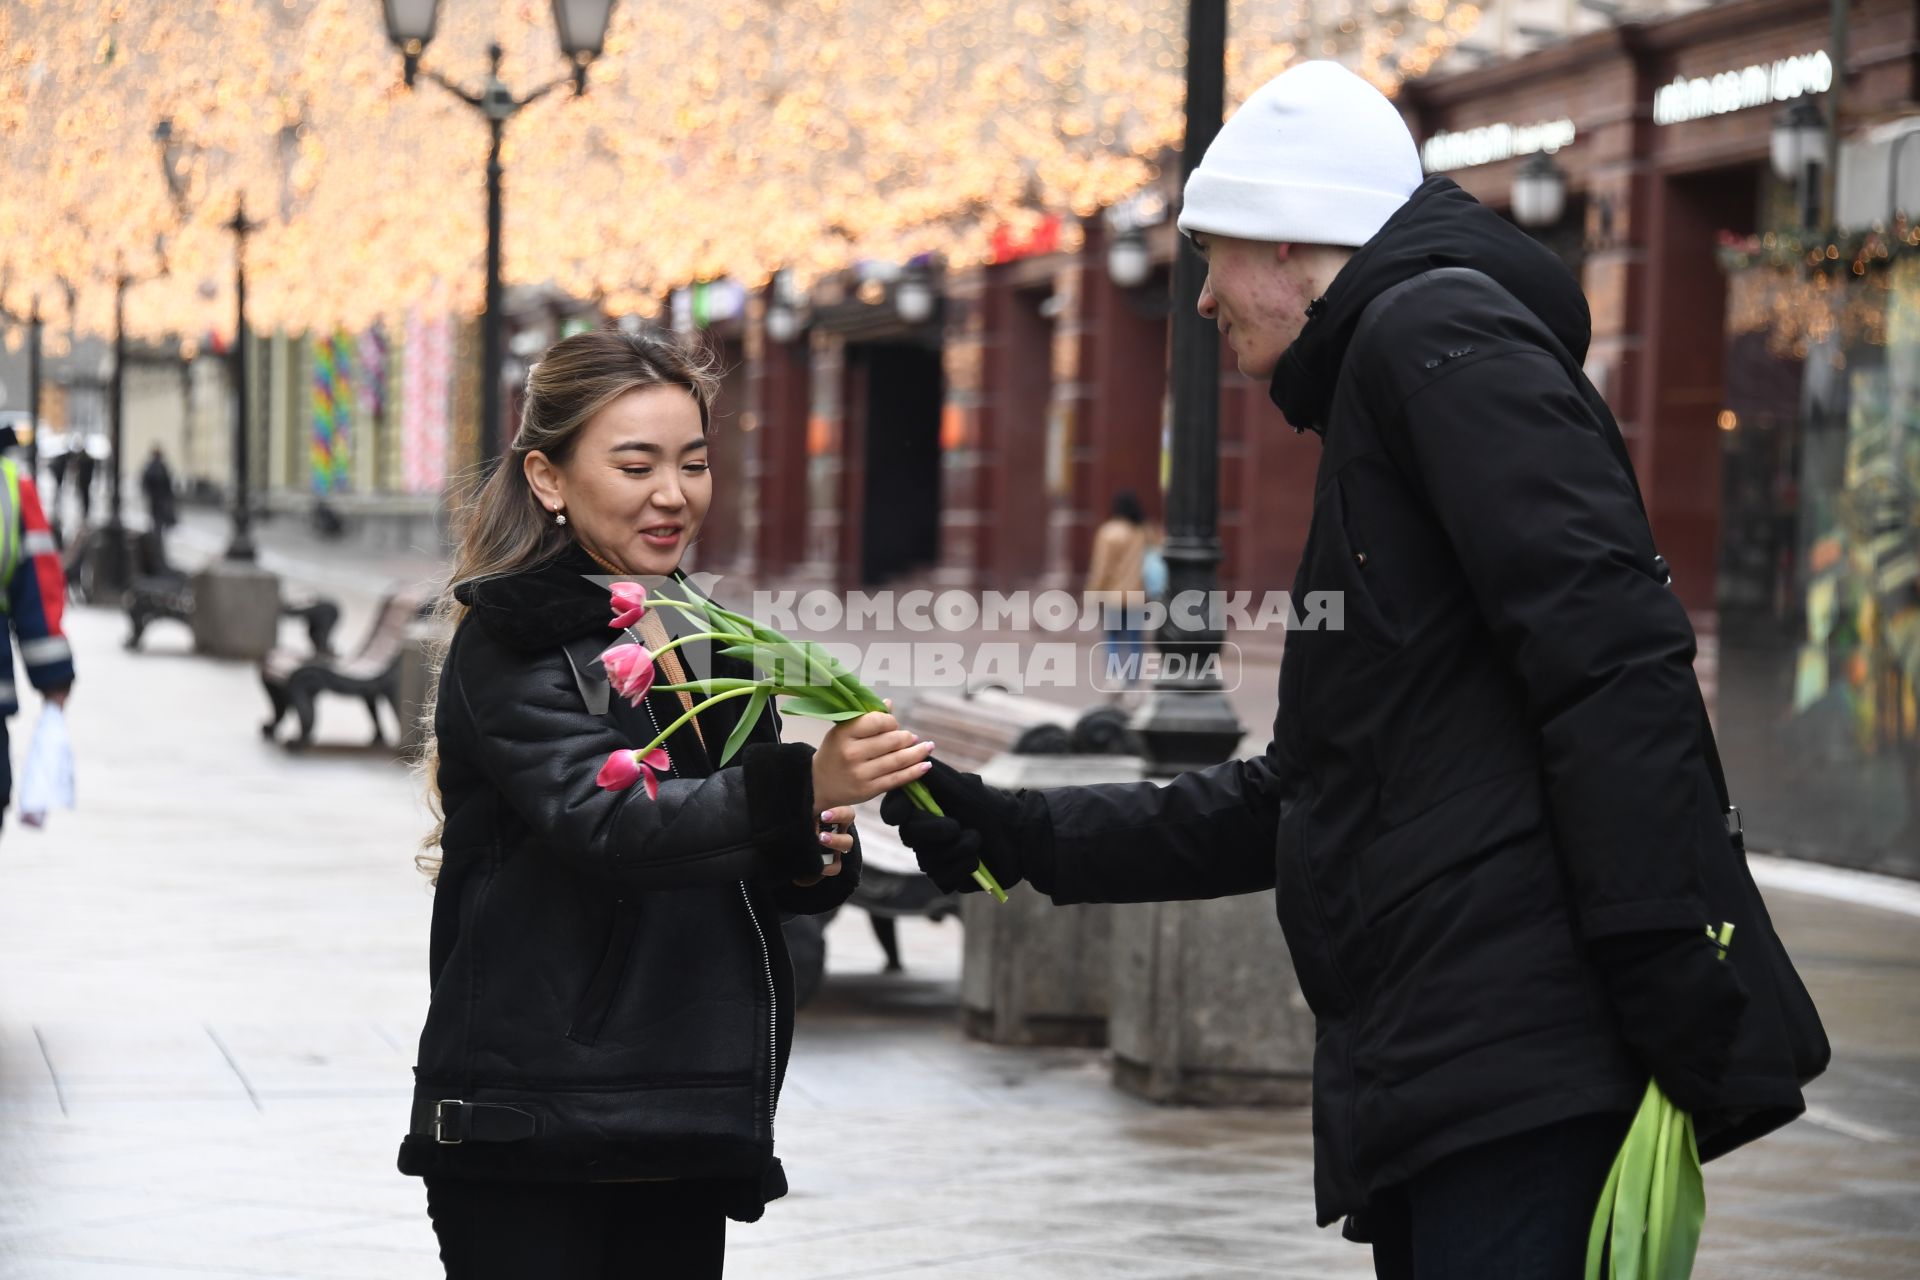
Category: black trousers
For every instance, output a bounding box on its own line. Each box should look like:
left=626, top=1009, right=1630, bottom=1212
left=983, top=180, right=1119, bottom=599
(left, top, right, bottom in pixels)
left=425, top=1178, right=726, bottom=1279
left=0, top=714, right=12, bottom=820
left=1369, top=1112, right=1631, bottom=1280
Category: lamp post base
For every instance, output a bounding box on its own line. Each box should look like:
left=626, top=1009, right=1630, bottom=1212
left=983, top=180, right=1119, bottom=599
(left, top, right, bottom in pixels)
left=224, top=526, right=258, bottom=562
left=189, top=561, right=282, bottom=660
left=1129, top=680, right=1245, bottom=774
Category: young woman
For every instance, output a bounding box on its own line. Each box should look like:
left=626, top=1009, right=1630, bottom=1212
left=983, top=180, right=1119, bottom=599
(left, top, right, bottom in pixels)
left=402, top=329, right=935, bottom=1277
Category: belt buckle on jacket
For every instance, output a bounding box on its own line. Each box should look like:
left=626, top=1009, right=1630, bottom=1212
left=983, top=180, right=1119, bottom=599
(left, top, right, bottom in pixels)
left=433, top=1099, right=465, bottom=1145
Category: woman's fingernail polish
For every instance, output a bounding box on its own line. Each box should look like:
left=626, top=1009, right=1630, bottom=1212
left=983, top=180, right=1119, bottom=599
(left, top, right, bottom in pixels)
left=820, top=811, right=835, bottom=823
left=819, top=831, right=835, bottom=846
left=917, top=761, right=933, bottom=773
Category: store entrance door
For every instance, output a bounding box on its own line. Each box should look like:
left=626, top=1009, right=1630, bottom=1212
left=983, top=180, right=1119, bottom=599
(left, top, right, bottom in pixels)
left=851, top=341, right=942, bottom=585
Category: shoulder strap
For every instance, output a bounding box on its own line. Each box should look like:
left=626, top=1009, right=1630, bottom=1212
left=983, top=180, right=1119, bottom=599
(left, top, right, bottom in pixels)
left=1362, top=267, right=1739, bottom=832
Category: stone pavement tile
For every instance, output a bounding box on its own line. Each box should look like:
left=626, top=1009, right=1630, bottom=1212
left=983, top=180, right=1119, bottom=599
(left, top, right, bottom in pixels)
left=204, top=1020, right=410, bottom=1099
left=729, top=1211, right=1109, bottom=1277
left=885, top=1245, right=1279, bottom=1278
left=3, top=1259, right=321, bottom=1280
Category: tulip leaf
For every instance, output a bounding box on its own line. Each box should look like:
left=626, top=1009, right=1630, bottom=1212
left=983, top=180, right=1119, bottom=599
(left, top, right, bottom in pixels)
left=777, top=694, right=865, bottom=722
left=717, top=686, right=770, bottom=769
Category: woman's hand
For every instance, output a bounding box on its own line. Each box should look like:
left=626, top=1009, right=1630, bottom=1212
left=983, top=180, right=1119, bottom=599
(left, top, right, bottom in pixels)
left=793, top=804, right=858, bottom=887
left=810, top=703, right=935, bottom=812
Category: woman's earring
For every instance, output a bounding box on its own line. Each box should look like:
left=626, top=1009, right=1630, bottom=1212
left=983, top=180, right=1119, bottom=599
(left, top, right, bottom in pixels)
left=553, top=509, right=568, bottom=526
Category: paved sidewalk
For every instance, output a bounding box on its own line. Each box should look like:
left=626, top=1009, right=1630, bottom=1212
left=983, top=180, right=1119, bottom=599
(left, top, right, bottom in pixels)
left=0, top=596, right=1913, bottom=1277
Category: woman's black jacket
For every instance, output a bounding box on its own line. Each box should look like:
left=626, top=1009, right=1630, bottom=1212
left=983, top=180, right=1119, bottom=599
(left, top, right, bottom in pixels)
left=398, top=545, right=857, bottom=1222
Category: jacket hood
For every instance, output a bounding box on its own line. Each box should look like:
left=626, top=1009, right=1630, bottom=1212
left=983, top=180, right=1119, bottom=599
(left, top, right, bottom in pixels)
left=1269, top=175, right=1592, bottom=433
left=455, top=541, right=643, bottom=652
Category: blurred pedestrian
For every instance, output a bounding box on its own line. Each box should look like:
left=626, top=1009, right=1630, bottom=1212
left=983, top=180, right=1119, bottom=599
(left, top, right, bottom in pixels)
left=886, top=61, right=1827, bottom=1278
left=140, top=446, right=177, bottom=534
left=0, top=446, right=74, bottom=836
left=69, top=439, right=95, bottom=527
left=402, top=329, right=933, bottom=1278
left=1085, top=489, right=1150, bottom=689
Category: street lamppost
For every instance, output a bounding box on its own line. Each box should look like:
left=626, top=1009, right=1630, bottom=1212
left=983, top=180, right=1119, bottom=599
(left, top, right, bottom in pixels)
left=94, top=253, right=166, bottom=597
left=383, top=0, right=617, bottom=472
left=1130, top=0, right=1244, bottom=772
left=224, top=200, right=264, bottom=562
left=26, top=295, right=41, bottom=487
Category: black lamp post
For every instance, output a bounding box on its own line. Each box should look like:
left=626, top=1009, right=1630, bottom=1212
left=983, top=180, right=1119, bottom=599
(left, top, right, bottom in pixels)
left=1130, top=0, right=1244, bottom=772
left=225, top=199, right=264, bottom=562
left=26, top=295, right=41, bottom=487
left=91, top=261, right=160, bottom=597
left=384, top=0, right=617, bottom=472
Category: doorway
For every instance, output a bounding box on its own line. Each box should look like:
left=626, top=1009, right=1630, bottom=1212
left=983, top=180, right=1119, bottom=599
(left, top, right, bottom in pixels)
left=850, top=341, right=942, bottom=585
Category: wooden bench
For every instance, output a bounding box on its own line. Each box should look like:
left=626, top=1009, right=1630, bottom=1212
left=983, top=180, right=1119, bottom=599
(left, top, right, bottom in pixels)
left=260, top=590, right=427, bottom=748
left=123, top=531, right=194, bottom=650
left=903, top=689, right=1142, bottom=771
left=125, top=530, right=341, bottom=656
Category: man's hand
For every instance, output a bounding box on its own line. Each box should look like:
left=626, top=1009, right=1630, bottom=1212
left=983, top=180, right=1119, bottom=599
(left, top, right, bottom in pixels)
left=1591, top=928, right=1750, bottom=1113
left=880, top=759, right=1045, bottom=895
left=44, top=686, right=69, bottom=710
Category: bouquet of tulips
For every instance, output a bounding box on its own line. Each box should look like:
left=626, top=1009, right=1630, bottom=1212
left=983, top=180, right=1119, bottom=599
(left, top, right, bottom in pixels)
left=1585, top=922, right=1736, bottom=1280
left=590, top=579, right=1008, bottom=901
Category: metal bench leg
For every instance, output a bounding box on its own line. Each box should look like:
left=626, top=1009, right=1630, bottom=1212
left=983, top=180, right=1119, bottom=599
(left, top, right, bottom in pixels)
left=289, top=686, right=318, bottom=750
left=364, top=694, right=387, bottom=747
left=261, top=680, right=290, bottom=740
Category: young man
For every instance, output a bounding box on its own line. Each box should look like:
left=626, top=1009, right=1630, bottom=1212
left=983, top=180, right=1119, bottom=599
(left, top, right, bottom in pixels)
left=885, top=61, right=1825, bottom=1276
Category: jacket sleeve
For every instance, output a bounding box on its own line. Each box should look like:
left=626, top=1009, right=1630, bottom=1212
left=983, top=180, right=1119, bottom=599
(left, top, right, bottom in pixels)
left=9, top=476, right=73, bottom=693
left=447, top=629, right=824, bottom=892
left=1391, top=345, right=1712, bottom=938
left=1033, top=738, right=1294, bottom=904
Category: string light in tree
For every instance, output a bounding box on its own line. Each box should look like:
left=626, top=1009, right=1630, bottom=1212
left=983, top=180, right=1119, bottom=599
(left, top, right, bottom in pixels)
left=0, top=0, right=1481, bottom=341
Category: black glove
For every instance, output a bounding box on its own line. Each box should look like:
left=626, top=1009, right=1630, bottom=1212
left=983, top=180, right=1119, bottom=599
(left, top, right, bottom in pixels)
left=1591, top=928, right=1750, bottom=1114
left=879, top=759, right=1051, bottom=895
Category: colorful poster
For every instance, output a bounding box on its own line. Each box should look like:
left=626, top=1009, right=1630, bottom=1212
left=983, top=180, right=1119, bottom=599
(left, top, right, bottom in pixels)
left=310, top=331, right=353, bottom=494
left=401, top=303, right=451, bottom=494
left=356, top=324, right=388, bottom=489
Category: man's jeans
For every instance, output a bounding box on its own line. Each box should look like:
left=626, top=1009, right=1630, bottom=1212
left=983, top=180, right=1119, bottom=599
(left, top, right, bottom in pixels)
left=1369, top=1111, right=1632, bottom=1279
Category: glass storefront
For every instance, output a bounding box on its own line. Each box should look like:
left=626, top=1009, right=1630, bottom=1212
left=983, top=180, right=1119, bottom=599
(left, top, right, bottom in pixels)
left=1719, top=237, right=1920, bottom=876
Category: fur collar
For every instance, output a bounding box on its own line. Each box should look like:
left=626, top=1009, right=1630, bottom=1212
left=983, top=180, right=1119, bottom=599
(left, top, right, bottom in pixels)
left=456, top=542, right=635, bottom=653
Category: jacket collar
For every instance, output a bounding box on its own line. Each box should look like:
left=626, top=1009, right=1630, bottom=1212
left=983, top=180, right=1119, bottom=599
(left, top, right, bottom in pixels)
left=456, top=541, right=640, bottom=653
left=1267, top=175, right=1593, bottom=435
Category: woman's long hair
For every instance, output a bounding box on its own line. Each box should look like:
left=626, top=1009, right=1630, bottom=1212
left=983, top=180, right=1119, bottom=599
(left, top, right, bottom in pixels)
left=414, top=327, right=719, bottom=881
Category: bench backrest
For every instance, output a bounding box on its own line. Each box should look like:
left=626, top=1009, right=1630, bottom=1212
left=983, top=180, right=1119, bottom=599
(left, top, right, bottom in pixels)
left=348, top=590, right=427, bottom=668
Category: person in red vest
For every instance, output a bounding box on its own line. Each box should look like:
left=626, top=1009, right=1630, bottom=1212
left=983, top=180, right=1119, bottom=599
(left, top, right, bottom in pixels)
left=0, top=430, right=75, bottom=831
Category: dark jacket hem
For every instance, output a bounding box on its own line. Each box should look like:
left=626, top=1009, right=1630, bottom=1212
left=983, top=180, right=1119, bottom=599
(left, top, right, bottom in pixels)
left=400, top=1138, right=787, bottom=1223
left=1332, top=1080, right=1645, bottom=1230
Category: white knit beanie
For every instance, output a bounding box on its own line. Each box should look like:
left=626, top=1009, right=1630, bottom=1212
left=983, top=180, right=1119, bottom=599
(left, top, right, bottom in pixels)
left=1179, top=61, right=1423, bottom=248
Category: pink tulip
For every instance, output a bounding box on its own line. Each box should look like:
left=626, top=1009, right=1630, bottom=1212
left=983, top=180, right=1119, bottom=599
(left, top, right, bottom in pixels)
left=596, top=747, right=672, bottom=799
left=599, top=642, right=656, bottom=706
left=609, top=582, right=648, bottom=629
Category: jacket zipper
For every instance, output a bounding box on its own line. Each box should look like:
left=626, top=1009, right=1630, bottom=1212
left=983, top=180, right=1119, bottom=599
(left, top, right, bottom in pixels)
left=739, top=881, right=779, bottom=1140
left=639, top=691, right=778, bottom=1141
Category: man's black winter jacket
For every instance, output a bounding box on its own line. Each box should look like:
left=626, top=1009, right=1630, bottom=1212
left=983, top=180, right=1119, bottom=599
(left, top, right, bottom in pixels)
left=1022, top=179, right=1826, bottom=1228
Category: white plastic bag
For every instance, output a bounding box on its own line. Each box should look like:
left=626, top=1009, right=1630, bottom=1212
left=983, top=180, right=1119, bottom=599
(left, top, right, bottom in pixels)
left=17, top=702, right=74, bottom=828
